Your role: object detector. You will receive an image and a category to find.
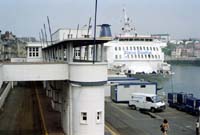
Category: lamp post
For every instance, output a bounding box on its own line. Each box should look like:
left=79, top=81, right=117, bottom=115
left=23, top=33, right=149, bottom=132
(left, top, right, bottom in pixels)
left=196, top=106, right=200, bottom=135
left=197, top=106, right=200, bottom=135
left=93, top=0, right=97, bottom=64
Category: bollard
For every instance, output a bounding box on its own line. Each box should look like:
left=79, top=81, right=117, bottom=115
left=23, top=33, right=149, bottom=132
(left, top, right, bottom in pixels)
left=196, top=119, right=199, bottom=135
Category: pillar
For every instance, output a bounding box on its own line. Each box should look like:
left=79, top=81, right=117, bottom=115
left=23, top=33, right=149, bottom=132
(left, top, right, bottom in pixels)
left=72, top=85, right=104, bottom=135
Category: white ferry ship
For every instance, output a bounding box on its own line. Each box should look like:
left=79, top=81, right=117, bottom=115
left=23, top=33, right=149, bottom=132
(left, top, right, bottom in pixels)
left=104, top=9, right=171, bottom=74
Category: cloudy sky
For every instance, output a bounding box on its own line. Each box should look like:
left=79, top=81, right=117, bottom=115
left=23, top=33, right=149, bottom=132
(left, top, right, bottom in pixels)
left=0, top=0, right=200, bottom=39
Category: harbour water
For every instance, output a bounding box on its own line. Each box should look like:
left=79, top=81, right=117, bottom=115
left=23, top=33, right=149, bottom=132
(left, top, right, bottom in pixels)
left=162, top=65, right=200, bottom=98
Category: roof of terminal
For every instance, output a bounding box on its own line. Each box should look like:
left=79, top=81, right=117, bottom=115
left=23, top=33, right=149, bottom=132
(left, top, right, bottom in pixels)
left=43, top=38, right=111, bottom=50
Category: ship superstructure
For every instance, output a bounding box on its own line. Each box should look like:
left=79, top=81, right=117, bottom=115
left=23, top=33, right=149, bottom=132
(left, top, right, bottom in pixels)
left=104, top=9, right=170, bottom=74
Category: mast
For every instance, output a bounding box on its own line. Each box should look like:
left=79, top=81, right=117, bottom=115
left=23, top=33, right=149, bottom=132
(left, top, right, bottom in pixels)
left=122, top=8, right=136, bottom=36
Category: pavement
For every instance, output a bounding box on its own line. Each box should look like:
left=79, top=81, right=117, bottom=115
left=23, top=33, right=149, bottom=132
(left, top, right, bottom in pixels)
left=0, top=82, right=42, bottom=135
left=105, top=97, right=196, bottom=135
left=34, top=82, right=64, bottom=135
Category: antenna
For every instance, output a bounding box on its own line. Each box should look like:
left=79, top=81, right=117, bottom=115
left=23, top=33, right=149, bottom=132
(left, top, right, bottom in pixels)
left=87, top=17, right=92, bottom=37
left=93, top=0, right=98, bottom=64
left=41, top=29, right=45, bottom=46
left=47, top=16, right=53, bottom=45
left=43, top=24, right=48, bottom=46
left=39, top=32, right=43, bottom=46
left=68, top=29, right=71, bottom=38
left=76, top=24, right=79, bottom=38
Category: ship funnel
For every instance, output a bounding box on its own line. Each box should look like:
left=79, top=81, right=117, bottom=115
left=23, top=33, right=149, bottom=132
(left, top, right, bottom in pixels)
left=99, top=24, right=112, bottom=38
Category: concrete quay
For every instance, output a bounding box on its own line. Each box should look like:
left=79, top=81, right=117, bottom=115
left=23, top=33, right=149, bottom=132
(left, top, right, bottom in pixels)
left=105, top=98, right=196, bottom=135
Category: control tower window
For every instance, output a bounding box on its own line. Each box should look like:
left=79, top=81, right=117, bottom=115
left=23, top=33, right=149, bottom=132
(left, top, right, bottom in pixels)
left=80, top=112, right=88, bottom=124
left=96, top=111, right=102, bottom=124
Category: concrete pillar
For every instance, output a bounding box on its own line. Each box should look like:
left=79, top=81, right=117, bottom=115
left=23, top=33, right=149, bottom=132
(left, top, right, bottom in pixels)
left=100, top=44, right=104, bottom=62
left=79, top=46, right=82, bottom=60
left=88, top=45, right=92, bottom=61
left=11, top=81, right=14, bottom=89
left=68, top=43, right=73, bottom=62
left=61, top=45, right=64, bottom=61
left=43, top=81, right=47, bottom=89
left=61, top=82, right=70, bottom=135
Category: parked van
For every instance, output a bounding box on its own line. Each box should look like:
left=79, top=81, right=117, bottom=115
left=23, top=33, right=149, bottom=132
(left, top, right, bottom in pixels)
left=128, top=93, right=166, bottom=112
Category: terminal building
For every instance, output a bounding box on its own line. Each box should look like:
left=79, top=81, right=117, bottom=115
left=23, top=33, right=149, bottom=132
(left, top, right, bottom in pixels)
left=0, top=28, right=111, bottom=135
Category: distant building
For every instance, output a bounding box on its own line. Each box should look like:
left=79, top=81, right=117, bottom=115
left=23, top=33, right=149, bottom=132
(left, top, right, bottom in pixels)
left=151, top=34, right=170, bottom=42
left=26, top=42, right=43, bottom=62
left=171, top=46, right=182, bottom=58
left=19, top=37, right=37, bottom=42
left=0, top=31, right=27, bottom=61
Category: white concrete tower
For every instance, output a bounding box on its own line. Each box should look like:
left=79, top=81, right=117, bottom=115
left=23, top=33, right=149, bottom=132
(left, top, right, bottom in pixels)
left=42, top=38, right=110, bottom=135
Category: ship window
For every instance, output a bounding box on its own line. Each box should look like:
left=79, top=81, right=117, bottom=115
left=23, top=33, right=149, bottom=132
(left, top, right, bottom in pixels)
left=115, top=55, right=118, bottom=59
left=126, top=47, right=128, bottom=50
left=29, top=48, right=32, bottom=52
left=33, top=53, right=35, bottom=57
left=148, top=54, right=151, bottom=58
left=143, top=46, right=145, bottom=50
left=80, top=112, right=87, bottom=124
left=156, top=47, right=158, bottom=51
left=123, top=47, right=125, bottom=50
left=119, top=47, right=121, bottom=51
left=140, top=47, right=142, bottom=50
left=145, top=55, right=147, bottom=59
left=131, top=55, right=133, bottom=58
left=29, top=53, right=32, bottom=57
left=133, top=47, right=136, bottom=50
left=147, top=47, right=149, bottom=50
left=119, top=55, right=122, bottom=59
left=137, top=47, right=139, bottom=50
left=135, top=54, right=137, bottom=58
left=138, top=54, right=140, bottom=58
left=33, top=48, right=35, bottom=51
left=36, top=48, right=39, bottom=51
left=141, top=55, right=143, bottom=58
left=158, top=55, right=160, bottom=58
left=141, top=38, right=144, bottom=41
left=130, top=38, right=133, bottom=41
left=115, top=47, right=117, bottom=51
left=140, top=85, right=146, bottom=88
left=153, top=47, right=155, bottom=51
left=130, top=46, right=132, bottom=50
left=36, top=53, right=39, bottom=57
left=152, top=55, right=154, bottom=59
left=127, top=55, right=129, bottom=59
left=155, top=55, right=157, bottom=59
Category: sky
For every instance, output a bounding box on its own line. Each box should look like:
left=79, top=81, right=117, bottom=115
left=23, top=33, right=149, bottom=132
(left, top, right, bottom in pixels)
left=0, top=0, right=200, bottom=40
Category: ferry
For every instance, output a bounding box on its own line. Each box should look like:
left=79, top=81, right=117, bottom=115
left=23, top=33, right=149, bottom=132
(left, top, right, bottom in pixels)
left=104, top=9, right=171, bottom=75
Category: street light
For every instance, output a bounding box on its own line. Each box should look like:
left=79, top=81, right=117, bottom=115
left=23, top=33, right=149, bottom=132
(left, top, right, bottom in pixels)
left=199, top=106, right=200, bottom=135
left=93, top=0, right=98, bottom=64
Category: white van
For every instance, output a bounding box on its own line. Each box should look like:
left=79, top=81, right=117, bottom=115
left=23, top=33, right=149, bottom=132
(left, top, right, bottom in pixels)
left=128, top=93, right=166, bottom=112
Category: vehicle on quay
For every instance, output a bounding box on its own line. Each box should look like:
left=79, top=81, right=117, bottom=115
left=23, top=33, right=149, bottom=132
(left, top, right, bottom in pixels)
left=128, top=93, right=166, bottom=112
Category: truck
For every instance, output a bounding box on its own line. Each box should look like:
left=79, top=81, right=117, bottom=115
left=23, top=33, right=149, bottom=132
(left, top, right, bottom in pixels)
left=168, top=92, right=193, bottom=110
left=185, top=97, right=200, bottom=115
left=128, top=93, right=166, bottom=112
